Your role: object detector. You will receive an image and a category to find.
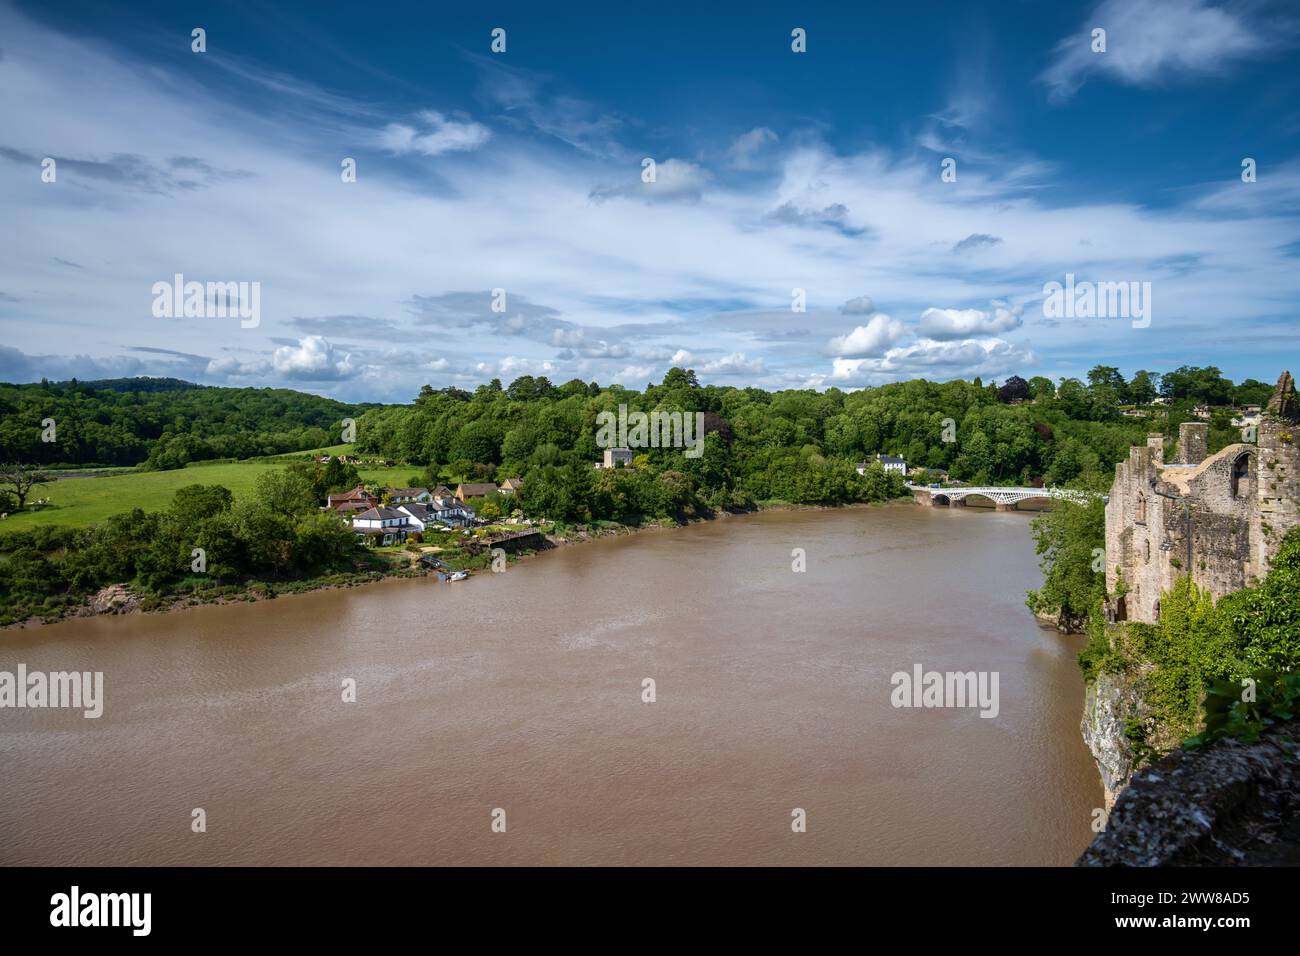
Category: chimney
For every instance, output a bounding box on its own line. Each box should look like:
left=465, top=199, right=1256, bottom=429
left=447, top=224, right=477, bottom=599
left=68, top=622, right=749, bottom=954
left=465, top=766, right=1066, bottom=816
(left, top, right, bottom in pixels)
left=1175, top=422, right=1208, bottom=465
left=1146, top=433, right=1164, bottom=467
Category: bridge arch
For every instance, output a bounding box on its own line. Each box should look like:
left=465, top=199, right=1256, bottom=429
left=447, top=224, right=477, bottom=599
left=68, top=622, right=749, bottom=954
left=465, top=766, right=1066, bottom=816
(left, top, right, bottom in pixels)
left=1003, top=493, right=1055, bottom=511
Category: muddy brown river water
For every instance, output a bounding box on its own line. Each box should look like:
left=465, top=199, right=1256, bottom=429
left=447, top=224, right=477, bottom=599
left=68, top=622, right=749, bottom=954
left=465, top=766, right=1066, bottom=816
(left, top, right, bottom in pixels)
left=0, top=504, right=1102, bottom=865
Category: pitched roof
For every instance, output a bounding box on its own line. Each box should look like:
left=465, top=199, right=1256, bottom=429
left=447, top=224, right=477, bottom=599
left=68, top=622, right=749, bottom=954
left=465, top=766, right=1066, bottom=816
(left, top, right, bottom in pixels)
left=387, top=487, right=429, bottom=498
left=456, top=482, right=498, bottom=497
left=328, top=485, right=374, bottom=503
left=354, top=506, right=408, bottom=521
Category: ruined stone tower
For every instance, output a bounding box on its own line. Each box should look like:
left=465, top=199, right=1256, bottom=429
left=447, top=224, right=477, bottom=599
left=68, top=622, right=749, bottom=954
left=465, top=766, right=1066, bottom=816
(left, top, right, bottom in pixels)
left=1252, top=370, right=1300, bottom=577
left=1104, top=371, right=1299, bottom=624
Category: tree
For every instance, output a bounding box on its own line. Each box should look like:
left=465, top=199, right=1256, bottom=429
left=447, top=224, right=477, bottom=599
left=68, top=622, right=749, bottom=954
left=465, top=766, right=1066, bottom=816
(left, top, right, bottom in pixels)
left=475, top=496, right=503, bottom=520
left=1087, top=365, right=1126, bottom=392
left=1025, top=495, right=1106, bottom=630
left=1159, top=366, right=1233, bottom=405
left=1232, top=378, right=1273, bottom=408
left=450, top=419, right=501, bottom=463
left=1127, top=370, right=1159, bottom=406
left=1028, top=376, right=1055, bottom=401
left=170, top=483, right=234, bottom=521
left=474, top=379, right=504, bottom=401
left=0, top=463, right=51, bottom=510
left=254, top=469, right=317, bottom=518
left=996, top=376, right=1030, bottom=404
left=655, top=470, right=695, bottom=515
left=662, top=367, right=700, bottom=390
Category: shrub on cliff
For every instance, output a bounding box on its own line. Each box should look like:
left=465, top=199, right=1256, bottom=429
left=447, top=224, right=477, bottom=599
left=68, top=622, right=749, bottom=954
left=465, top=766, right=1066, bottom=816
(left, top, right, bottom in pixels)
left=1025, top=493, right=1106, bottom=629
left=1104, top=528, right=1300, bottom=748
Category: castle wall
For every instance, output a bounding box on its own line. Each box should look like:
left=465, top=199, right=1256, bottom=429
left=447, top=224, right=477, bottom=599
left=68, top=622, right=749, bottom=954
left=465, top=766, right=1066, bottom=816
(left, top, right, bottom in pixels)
left=1104, top=372, right=1299, bottom=624
left=1253, top=410, right=1300, bottom=580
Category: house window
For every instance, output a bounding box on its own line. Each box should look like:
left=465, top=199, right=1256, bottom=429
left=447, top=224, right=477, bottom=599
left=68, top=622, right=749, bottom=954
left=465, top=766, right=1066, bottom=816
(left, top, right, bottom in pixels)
left=1230, top=454, right=1250, bottom=498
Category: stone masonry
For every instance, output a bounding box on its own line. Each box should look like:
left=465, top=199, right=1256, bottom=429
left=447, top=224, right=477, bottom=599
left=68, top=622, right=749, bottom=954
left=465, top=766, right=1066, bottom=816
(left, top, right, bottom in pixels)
left=1104, top=371, right=1299, bottom=624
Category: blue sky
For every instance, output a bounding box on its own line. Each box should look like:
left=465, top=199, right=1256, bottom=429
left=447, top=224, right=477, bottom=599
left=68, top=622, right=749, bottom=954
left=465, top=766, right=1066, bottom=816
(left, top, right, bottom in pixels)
left=1, top=0, right=1298, bottom=401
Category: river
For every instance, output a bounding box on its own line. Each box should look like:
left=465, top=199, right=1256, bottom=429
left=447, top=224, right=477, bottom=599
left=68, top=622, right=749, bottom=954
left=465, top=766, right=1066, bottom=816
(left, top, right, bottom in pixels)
left=0, top=504, right=1102, bottom=865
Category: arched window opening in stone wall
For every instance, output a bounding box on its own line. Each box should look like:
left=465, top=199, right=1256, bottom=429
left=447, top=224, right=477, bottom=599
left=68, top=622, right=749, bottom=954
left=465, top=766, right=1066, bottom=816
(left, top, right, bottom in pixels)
left=1230, top=453, right=1251, bottom=499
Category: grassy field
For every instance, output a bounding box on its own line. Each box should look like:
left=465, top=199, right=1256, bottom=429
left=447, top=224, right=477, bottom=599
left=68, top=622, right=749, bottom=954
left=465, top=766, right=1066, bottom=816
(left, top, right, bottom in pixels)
left=2, top=453, right=417, bottom=532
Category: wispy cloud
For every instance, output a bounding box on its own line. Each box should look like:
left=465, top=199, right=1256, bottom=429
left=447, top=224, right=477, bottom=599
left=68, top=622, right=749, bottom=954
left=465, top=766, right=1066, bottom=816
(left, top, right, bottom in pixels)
left=1039, top=0, right=1287, bottom=101
left=1, top=2, right=1297, bottom=399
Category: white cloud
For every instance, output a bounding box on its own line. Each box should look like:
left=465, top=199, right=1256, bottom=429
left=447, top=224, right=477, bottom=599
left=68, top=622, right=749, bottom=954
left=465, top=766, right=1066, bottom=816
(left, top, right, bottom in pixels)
left=476, top=355, right=558, bottom=378
left=614, top=364, right=655, bottom=382
left=1039, top=0, right=1280, bottom=101
left=916, top=305, right=1022, bottom=339
left=831, top=337, right=1035, bottom=384
left=728, top=126, right=778, bottom=169
left=698, top=352, right=765, bottom=375
left=2, top=4, right=1298, bottom=400
left=670, top=349, right=693, bottom=364
left=827, top=314, right=907, bottom=356
left=379, top=110, right=491, bottom=156
left=590, top=158, right=708, bottom=202
left=270, top=335, right=356, bottom=380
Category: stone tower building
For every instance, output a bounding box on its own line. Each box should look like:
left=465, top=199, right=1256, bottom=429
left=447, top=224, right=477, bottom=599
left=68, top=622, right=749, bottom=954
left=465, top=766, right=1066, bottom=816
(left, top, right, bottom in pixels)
left=1104, top=371, right=1299, bottom=624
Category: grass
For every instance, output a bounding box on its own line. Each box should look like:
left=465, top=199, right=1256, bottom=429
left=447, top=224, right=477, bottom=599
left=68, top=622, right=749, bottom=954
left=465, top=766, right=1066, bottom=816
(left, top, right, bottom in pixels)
left=2, top=451, right=417, bottom=532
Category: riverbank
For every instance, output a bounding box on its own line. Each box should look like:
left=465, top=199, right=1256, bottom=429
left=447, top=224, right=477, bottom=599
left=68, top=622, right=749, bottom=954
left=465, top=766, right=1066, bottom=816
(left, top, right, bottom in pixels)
left=2, top=496, right=917, bottom=632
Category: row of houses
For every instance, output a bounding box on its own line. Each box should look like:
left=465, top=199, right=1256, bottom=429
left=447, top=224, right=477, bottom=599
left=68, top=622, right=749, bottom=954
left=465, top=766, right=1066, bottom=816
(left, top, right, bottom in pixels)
left=324, top=479, right=522, bottom=546
left=1122, top=402, right=1264, bottom=423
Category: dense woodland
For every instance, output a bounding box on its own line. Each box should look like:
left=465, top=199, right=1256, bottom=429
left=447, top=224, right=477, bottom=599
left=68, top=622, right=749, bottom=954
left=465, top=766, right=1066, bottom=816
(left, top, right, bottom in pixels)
left=0, top=378, right=364, bottom=469
left=353, top=364, right=1266, bottom=521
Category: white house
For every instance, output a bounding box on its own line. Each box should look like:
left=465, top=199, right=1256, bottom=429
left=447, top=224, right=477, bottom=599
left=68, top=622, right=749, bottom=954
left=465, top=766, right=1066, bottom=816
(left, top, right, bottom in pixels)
left=1232, top=410, right=1262, bottom=430
left=351, top=506, right=410, bottom=545
left=429, top=496, right=476, bottom=528
left=857, top=454, right=907, bottom=477
left=387, top=487, right=433, bottom=504
left=597, top=448, right=633, bottom=469
left=396, top=503, right=436, bottom=532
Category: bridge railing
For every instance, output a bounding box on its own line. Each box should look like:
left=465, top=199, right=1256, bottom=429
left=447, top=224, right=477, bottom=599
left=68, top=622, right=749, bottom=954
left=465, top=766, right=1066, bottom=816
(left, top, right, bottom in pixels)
left=904, top=483, right=1100, bottom=502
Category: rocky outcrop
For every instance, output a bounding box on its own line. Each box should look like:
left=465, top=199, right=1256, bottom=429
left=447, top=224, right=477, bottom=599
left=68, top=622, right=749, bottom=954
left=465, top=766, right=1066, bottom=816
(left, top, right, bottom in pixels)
left=1078, top=719, right=1300, bottom=866
left=1081, top=671, right=1141, bottom=808
left=87, top=584, right=139, bottom=615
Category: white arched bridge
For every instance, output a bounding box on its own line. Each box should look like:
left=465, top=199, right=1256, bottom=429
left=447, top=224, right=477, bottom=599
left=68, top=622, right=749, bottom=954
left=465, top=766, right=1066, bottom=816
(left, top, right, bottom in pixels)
left=905, top=483, right=1103, bottom=511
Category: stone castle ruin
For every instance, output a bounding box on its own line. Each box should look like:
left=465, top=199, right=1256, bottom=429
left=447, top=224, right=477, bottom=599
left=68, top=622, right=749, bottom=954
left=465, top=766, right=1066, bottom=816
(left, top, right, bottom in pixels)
left=1105, top=371, right=1299, bottom=624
